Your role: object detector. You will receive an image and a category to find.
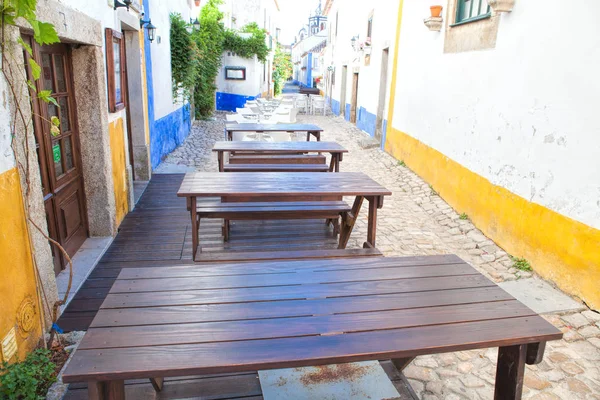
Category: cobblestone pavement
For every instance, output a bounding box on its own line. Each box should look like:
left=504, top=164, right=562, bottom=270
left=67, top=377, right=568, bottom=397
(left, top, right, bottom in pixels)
left=160, top=113, right=600, bottom=400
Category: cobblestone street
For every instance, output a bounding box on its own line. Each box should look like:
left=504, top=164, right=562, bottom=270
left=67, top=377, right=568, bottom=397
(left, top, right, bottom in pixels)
left=157, top=113, right=600, bottom=400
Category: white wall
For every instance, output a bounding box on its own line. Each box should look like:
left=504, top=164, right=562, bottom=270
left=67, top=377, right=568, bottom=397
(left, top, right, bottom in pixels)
left=326, top=0, right=397, bottom=121
left=391, top=0, right=600, bottom=229
left=218, top=53, right=262, bottom=96
left=0, top=74, right=15, bottom=175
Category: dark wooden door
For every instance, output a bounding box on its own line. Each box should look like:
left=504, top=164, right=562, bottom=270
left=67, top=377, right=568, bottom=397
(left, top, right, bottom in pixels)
left=24, top=37, right=88, bottom=274
left=350, top=72, right=359, bottom=123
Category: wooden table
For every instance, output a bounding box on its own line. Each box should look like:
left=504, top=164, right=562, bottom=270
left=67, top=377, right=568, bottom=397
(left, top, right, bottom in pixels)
left=213, top=141, right=348, bottom=172
left=178, top=172, right=392, bottom=260
left=225, top=123, right=324, bottom=141
left=61, top=255, right=563, bottom=399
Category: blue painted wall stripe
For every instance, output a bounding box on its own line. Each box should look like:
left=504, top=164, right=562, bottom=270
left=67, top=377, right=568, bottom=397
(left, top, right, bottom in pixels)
left=356, top=106, right=377, bottom=137
left=216, top=92, right=260, bottom=112
left=307, top=53, right=313, bottom=88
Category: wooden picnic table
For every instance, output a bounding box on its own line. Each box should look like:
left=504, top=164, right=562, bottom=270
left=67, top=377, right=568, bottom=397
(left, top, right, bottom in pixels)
left=61, top=255, right=563, bottom=400
left=212, top=141, right=348, bottom=172
left=225, top=123, right=323, bottom=141
left=177, top=172, right=392, bottom=261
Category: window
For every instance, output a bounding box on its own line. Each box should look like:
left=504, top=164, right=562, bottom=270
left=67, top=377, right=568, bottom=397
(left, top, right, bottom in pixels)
left=225, top=67, right=246, bottom=80
left=105, top=28, right=126, bottom=112
left=454, top=0, right=491, bottom=24
left=367, top=16, right=373, bottom=40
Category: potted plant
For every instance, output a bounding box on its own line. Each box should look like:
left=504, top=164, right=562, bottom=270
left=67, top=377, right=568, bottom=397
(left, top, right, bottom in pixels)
left=194, top=0, right=201, bottom=7
left=430, top=5, right=443, bottom=17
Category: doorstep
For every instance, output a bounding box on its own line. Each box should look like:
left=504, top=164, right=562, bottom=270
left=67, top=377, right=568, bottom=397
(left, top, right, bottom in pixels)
left=56, top=236, right=113, bottom=312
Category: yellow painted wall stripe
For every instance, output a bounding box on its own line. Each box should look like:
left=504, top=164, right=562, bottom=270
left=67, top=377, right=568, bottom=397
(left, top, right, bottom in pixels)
left=385, top=0, right=599, bottom=309
left=0, top=168, right=43, bottom=361
left=109, top=118, right=129, bottom=227
left=385, top=130, right=600, bottom=309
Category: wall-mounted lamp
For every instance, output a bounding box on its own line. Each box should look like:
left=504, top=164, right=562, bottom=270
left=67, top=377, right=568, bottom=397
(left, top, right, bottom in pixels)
left=140, top=18, right=157, bottom=43
left=350, top=35, right=359, bottom=51
left=190, top=18, right=201, bottom=30
left=114, top=0, right=132, bottom=11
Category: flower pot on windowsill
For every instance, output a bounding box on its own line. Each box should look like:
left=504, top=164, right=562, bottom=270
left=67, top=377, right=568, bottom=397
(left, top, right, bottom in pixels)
left=430, top=5, right=443, bottom=18
left=488, top=0, right=515, bottom=13
left=194, top=0, right=201, bottom=6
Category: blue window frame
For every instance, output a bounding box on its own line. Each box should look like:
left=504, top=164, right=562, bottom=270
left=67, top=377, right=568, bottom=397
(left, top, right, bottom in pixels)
left=454, top=0, right=491, bottom=25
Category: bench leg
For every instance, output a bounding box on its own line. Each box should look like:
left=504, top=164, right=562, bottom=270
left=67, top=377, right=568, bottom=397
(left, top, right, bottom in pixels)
left=150, top=377, right=164, bottom=392
left=224, top=219, right=230, bottom=241
left=190, top=197, right=199, bottom=261
left=494, top=344, right=526, bottom=400
left=391, top=357, right=415, bottom=372
left=88, top=380, right=125, bottom=400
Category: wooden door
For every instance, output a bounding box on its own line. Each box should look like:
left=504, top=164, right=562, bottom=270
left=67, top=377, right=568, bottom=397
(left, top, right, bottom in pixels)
left=350, top=73, right=359, bottom=123
left=24, top=37, right=88, bottom=274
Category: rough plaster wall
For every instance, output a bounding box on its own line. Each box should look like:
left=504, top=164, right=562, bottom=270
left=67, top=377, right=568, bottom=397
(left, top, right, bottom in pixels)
left=392, top=0, right=600, bottom=229
left=0, top=73, right=15, bottom=173
left=71, top=45, right=117, bottom=236
left=218, top=54, right=261, bottom=96
left=1, top=28, right=58, bottom=327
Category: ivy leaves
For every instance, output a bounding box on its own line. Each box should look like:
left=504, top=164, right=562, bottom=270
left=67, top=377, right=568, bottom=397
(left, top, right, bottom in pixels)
left=3, top=0, right=60, bottom=45
left=223, top=23, right=269, bottom=63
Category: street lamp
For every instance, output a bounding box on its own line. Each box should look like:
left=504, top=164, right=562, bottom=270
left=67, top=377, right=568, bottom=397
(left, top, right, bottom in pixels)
left=350, top=35, right=359, bottom=51
left=140, top=18, right=157, bottom=43
left=113, top=0, right=132, bottom=11
left=190, top=18, right=201, bottom=30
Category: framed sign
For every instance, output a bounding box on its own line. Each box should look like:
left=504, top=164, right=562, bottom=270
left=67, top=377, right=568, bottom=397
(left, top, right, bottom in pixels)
left=105, top=28, right=126, bottom=112
left=225, top=67, right=246, bottom=80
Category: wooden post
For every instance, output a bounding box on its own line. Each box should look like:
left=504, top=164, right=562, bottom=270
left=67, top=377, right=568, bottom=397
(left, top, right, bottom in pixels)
left=494, top=345, right=526, bottom=400
left=218, top=151, right=224, bottom=172
left=365, top=196, right=378, bottom=248
left=190, top=196, right=198, bottom=260
left=526, top=342, right=546, bottom=365
left=88, top=381, right=125, bottom=400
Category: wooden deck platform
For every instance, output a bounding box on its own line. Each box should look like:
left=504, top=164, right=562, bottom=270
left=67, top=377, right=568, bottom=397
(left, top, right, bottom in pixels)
left=58, top=174, right=341, bottom=332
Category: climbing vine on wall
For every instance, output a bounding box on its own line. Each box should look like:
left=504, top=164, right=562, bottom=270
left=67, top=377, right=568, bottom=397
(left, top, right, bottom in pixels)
left=169, top=13, right=200, bottom=103
left=223, top=22, right=269, bottom=63
left=185, top=0, right=272, bottom=118
left=273, top=45, right=292, bottom=96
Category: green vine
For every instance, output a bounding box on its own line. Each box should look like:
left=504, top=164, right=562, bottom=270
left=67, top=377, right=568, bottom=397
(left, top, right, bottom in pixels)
left=273, top=45, right=292, bottom=96
left=169, top=13, right=199, bottom=102
left=223, top=22, right=269, bottom=63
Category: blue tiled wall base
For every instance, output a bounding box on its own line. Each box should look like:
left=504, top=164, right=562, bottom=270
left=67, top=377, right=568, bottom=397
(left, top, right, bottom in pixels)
left=344, top=104, right=351, bottom=121
left=382, top=119, right=388, bottom=149
left=150, top=104, right=191, bottom=169
left=216, top=92, right=261, bottom=112
left=356, top=106, right=377, bottom=137
left=331, top=98, right=341, bottom=116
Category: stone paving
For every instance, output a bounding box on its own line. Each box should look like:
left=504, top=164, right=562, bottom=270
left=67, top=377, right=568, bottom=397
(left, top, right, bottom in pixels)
left=159, top=112, right=600, bottom=400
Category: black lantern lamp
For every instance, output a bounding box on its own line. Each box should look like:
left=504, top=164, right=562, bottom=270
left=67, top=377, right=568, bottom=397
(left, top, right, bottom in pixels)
left=114, top=0, right=132, bottom=11
left=140, top=18, right=157, bottom=43
left=190, top=18, right=201, bottom=30
left=350, top=35, right=359, bottom=51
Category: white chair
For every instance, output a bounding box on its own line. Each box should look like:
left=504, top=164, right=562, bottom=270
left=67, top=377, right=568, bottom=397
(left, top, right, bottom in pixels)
left=225, top=114, right=238, bottom=122
left=312, top=97, right=327, bottom=116
left=295, top=97, right=308, bottom=113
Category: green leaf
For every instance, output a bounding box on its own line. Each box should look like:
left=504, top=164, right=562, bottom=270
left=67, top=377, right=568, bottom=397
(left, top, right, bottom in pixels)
left=26, top=80, right=37, bottom=92
left=28, top=58, right=41, bottom=80
left=37, top=90, right=58, bottom=107
left=17, top=36, right=33, bottom=56
left=51, top=116, right=60, bottom=127
left=34, top=21, right=60, bottom=45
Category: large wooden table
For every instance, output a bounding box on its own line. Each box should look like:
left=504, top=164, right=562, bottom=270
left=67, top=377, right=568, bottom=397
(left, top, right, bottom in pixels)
left=212, top=141, right=348, bottom=172
left=225, top=123, right=324, bottom=141
left=177, top=172, right=392, bottom=260
left=62, top=255, right=563, bottom=399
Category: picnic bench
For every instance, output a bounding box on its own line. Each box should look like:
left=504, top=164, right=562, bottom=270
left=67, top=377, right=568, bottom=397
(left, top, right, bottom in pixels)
left=61, top=254, right=563, bottom=400
left=177, top=172, right=392, bottom=261
left=213, top=141, right=348, bottom=172
left=225, top=123, right=323, bottom=142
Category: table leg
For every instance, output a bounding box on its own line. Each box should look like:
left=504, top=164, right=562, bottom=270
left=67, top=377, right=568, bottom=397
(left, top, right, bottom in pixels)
left=328, top=155, right=336, bottom=172
left=526, top=342, right=546, bottom=365
left=218, top=151, right=224, bottom=172
left=335, top=154, right=340, bottom=172
left=364, top=196, right=378, bottom=248
left=391, top=357, right=415, bottom=372
left=150, top=377, right=164, bottom=392
left=88, top=380, right=125, bottom=400
left=338, top=196, right=364, bottom=249
left=306, top=132, right=311, bottom=142
left=190, top=197, right=198, bottom=261
left=494, top=344, right=526, bottom=400
left=227, top=130, right=232, bottom=141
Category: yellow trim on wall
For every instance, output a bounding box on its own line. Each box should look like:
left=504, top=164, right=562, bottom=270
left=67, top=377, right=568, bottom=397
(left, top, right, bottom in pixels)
left=0, top=168, right=43, bottom=362
left=385, top=130, right=600, bottom=309
left=385, top=0, right=599, bottom=309
left=109, top=118, right=129, bottom=227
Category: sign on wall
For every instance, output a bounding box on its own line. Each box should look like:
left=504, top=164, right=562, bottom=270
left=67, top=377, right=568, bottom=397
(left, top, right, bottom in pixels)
left=225, top=67, right=246, bottom=81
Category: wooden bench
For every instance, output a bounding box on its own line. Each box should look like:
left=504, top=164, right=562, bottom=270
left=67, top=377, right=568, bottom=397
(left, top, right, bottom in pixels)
left=197, top=201, right=350, bottom=241
left=229, top=154, right=327, bottom=164
left=194, top=247, right=383, bottom=263
left=223, top=163, right=329, bottom=172
left=62, top=255, right=563, bottom=400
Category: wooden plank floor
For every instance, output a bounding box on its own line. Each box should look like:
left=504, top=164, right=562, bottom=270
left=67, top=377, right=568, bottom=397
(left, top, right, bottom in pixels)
left=59, top=174, right=417, bottom=399
left=58, top=174, right=340, bottom=332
